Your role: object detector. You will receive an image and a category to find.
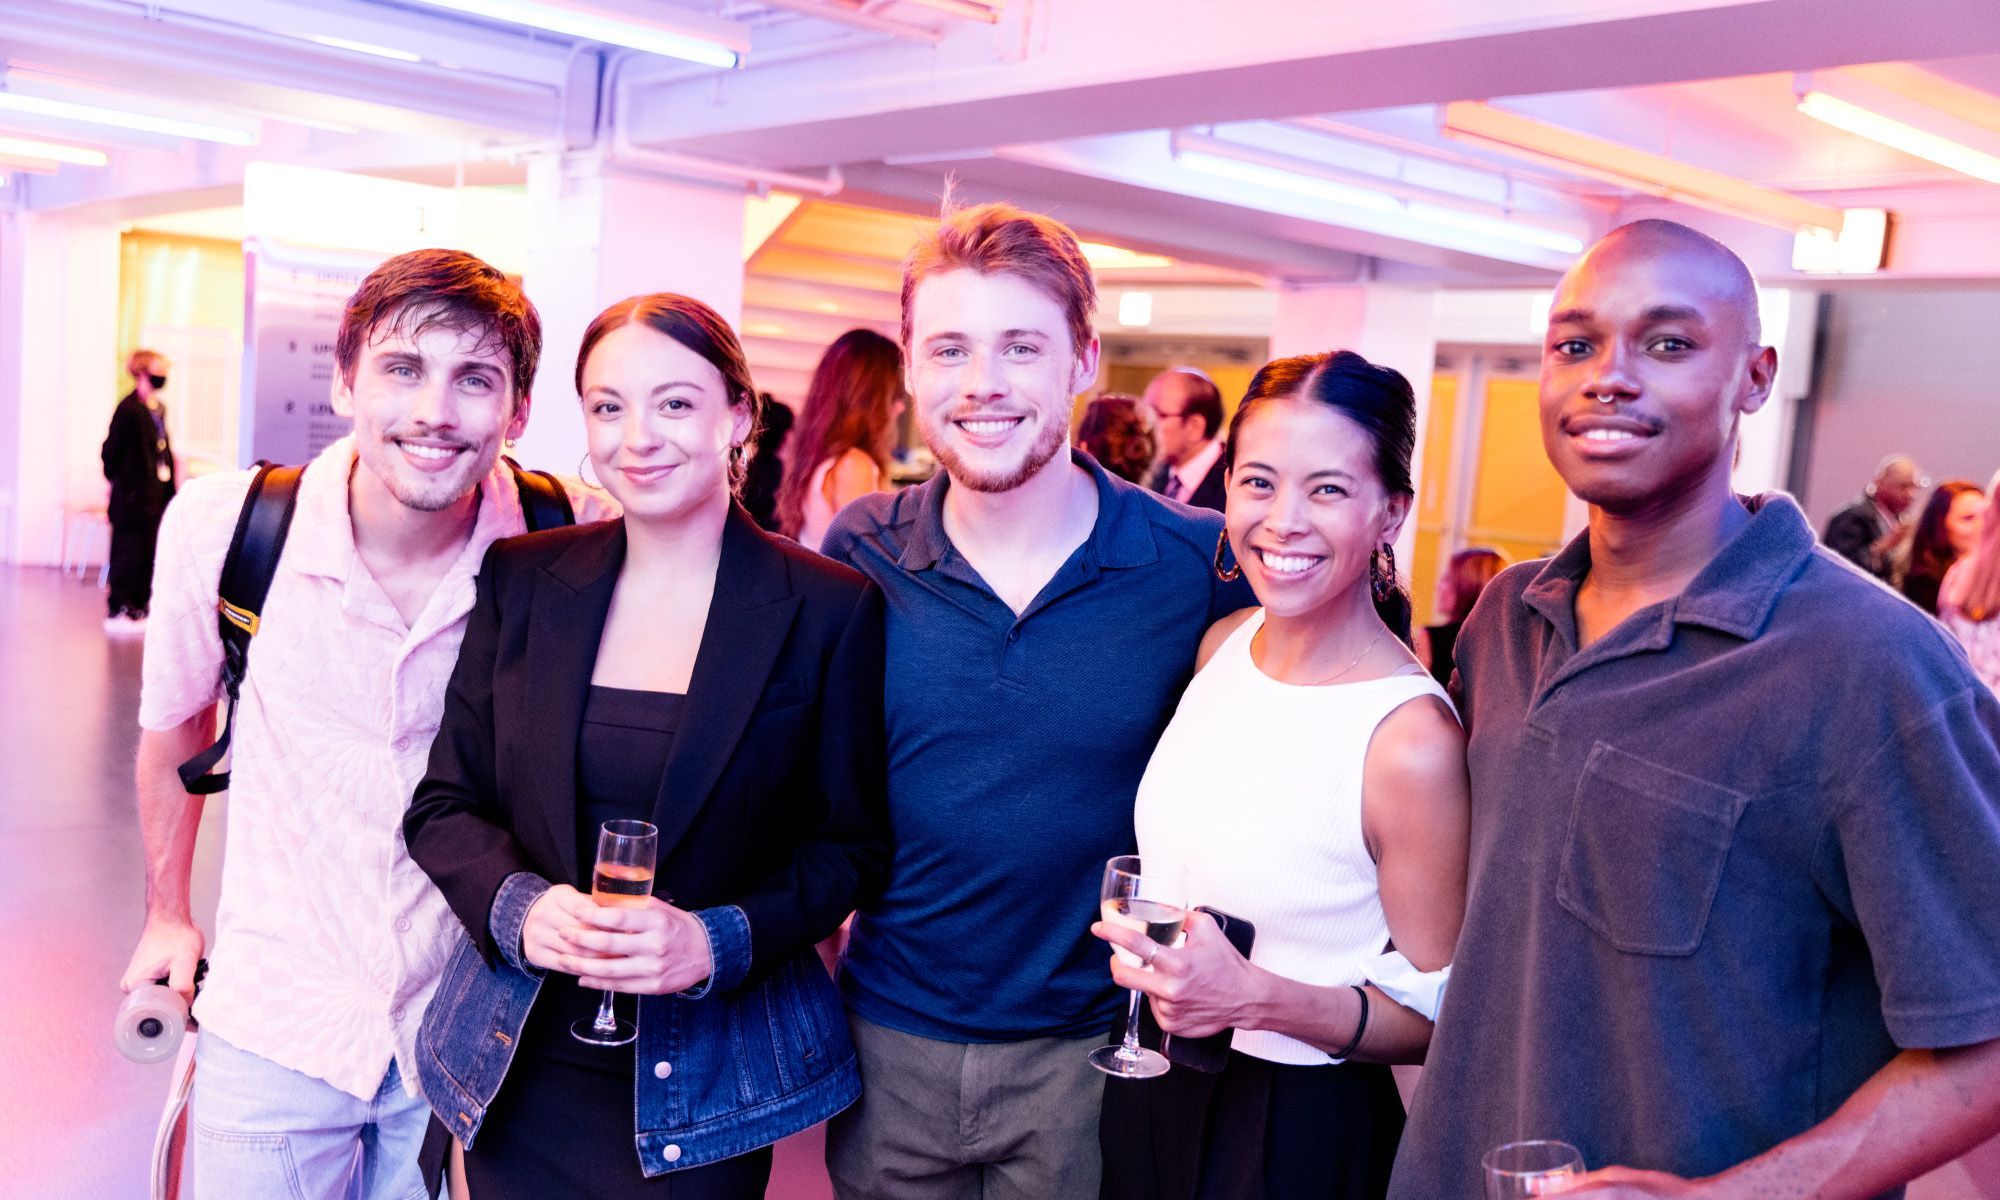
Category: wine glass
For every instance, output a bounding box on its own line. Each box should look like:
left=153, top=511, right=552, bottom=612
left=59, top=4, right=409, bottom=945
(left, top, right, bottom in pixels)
left=1088, top=854, right=1188, bottom=1079
left=571, top=819, right=659, bottom=1047
left=1483, top=1140, right=1583, bottom=1198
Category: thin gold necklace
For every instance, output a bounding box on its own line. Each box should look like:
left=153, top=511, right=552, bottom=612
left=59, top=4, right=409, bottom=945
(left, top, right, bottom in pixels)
left=1259, top=624, right=1388, bottom=686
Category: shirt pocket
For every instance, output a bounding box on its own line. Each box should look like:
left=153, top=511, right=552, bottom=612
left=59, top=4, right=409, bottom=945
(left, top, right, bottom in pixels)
left=1556, top=742, right=1747, bottom=956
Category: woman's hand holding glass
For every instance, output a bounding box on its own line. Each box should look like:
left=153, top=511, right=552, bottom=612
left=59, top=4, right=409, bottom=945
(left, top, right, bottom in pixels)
left=1093, top=909, right=1261, bottom=1040
left=521, top=884, right=613, bottom=973
left=558, top=899, right=714, bottom=995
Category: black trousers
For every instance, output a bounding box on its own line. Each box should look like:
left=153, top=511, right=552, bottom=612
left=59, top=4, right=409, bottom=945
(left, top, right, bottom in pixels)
left=106, top=504, right=164, bottom=618
left=1102, top=1050, right=1405, bottom=1200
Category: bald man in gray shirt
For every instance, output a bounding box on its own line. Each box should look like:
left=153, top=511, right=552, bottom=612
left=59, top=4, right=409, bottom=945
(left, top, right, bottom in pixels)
left=1391, top=221, right=2000, bottom=1200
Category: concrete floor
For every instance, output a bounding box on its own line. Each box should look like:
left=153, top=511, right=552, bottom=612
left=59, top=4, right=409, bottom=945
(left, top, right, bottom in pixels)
left=5, top=562, right=1995, bottom=1198
left=3, top=566, right=830, bottom=1199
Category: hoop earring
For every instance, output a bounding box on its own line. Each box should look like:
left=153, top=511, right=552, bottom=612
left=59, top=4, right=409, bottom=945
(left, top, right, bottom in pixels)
left=1371, top=542, right=1397, bottom=603
left=577, top=453, right=603, bottom=491
left=1213, top=529, right=1242, bottom=583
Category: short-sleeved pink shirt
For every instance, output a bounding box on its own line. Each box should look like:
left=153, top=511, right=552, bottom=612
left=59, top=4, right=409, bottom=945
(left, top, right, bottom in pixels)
left=141, top=437, right=612, bottom=1100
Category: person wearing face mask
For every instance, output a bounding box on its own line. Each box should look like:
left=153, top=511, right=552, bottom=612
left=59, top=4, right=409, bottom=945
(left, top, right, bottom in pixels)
left=404, top=293, right=887, bottom=1197
left=1094, top=352, right=1471, bottom=1200
left=100, top=349, right=177, bottom=632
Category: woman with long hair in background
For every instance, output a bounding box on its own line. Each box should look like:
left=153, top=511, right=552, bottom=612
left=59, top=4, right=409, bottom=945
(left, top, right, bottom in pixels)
left=780, top=328, right=906, bottom=550
left=1941, top=469, right=2000, bottom=695
left=1896, top=478, right=1986, bottom=615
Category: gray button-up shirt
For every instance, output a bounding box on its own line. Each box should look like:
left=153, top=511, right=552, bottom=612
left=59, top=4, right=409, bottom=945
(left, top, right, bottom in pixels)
left=1392, top=494, right=2000, bottom=1200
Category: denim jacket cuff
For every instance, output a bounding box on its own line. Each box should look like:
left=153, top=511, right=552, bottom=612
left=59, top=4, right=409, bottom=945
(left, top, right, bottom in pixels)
left=489, top=871, right=551, bottom=976
left=681, top=905, right=751, bottom=998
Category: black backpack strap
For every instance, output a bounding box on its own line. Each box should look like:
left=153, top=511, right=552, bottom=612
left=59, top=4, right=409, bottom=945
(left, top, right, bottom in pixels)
left=176, top=462, right=304, bottom=795
left=506, top=456, right=574, bottom=533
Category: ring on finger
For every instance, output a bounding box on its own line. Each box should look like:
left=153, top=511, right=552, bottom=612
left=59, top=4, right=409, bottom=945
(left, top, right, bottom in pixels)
left=1142, top=945, right=1158, bottom=968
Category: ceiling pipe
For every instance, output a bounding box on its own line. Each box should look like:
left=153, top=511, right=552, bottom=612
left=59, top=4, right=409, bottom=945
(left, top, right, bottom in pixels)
left=751, top=0, right=945, bottom=44
left=601, top=49, right=842, bottom=196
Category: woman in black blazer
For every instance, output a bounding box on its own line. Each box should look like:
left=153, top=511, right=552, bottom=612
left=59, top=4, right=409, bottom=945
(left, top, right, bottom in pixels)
left=404, top=294, right=887, bottom=1198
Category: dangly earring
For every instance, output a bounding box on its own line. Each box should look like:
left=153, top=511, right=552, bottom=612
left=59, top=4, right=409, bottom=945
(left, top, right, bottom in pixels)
left=1370, top=542, right=1398, bottom=602
left=1213, top=530, right=1243, bottom=583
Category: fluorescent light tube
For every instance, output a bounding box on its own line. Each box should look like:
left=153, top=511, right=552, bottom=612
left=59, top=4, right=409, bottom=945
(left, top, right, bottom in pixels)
left=1797, top=91, right=2000, bottom=185
left=306, top=35, right=424, bottom=63
left=0, top=92, right=255, bottom=145
left=405, top=0, right=743, bottom=68
left=1176, top=145, right=1583, bottom=255
left=0, top=133, right=107, bottom=166
left=1441, top=102, right=1844, bottom=234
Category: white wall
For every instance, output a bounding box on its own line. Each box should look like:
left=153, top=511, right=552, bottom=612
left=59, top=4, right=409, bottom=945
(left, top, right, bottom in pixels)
left=0, top=211, right=122, bottom=565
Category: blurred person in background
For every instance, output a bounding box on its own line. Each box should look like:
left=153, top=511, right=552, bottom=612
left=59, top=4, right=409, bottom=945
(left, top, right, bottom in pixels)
left=1144, top=366, right=1228, bottom=511
left=1940, top=469, right=2000, bottom=696
left=1417, top=547, right=1506, bottom=688
left=780, top=329, right=906, bottom=550
left=1894, top=479, right=1985, bottom=615
left=100, top=348, right=177, bottom=633
left=1822, top=454, right=1923, bottom=578
left=741, top=393, right=793, bottom=532
left=1076, top=393, right=1159, bottom=485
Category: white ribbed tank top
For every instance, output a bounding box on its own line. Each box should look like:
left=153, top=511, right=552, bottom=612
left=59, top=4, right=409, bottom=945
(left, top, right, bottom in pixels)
left=1133, top=608, right=1456, bottom=1065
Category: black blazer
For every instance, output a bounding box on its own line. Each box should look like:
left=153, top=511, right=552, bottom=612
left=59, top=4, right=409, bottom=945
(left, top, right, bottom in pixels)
left=405, top=505, right=888, bottom=985
left=1147, top=449, right=1227, bottom=514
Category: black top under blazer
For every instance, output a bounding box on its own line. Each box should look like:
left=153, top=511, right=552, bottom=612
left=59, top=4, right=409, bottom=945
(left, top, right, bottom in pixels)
left=405, top=504, right=889, bottom=987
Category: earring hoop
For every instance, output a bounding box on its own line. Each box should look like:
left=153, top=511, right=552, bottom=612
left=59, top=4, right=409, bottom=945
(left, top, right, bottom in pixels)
left=1213, top=529, right=1243, bottom=583
left=577, top=453, right=604, bottom=491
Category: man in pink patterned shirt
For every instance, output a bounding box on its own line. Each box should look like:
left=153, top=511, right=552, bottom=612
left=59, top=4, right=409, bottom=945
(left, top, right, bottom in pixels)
left=119, top=249, right=610, bottom=1200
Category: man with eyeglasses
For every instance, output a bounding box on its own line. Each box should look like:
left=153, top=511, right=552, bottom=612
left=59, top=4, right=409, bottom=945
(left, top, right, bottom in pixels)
left=1141, top=367, right=1227, bottom=512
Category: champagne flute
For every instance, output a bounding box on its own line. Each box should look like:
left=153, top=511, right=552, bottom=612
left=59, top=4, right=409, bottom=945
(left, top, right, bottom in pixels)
left=1089, top=854, right=1188, bottom=1079
left=1483, top=1140, right=1584, bottom=1198
left=571, top=818, right=659, bottom=1047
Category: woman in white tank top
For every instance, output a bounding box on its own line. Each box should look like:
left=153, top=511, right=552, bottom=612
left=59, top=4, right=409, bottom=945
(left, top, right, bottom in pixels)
left=1096, top=352, right=1471, bottom=1200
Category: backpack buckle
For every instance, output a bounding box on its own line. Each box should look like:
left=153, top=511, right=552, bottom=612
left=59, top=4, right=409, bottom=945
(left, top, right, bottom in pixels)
left=219, top=598, right=260, bottom=636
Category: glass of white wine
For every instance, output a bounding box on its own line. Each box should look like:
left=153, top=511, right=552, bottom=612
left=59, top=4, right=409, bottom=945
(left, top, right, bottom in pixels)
left=571, top=818, right=659, bottom=1047
left=1089, top=854, right=1188, bottom=1079
left=1483, top=1140, right=1584, bottom=1198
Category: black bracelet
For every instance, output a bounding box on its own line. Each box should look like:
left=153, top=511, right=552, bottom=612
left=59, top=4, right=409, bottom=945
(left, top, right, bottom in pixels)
left=1329, top=985, right=1370, bottom=1060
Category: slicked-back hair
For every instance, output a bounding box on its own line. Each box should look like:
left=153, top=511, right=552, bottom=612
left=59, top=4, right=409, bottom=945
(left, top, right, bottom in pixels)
left=335, top=249, right=541, bottom=407
left=1225, top=350, right=1419, bottom=643
left=1160, top=367, right=1225, bottom=439
left=576, top=293, right=763, bottom=494
left=900, top=201, right=1097, bottom=362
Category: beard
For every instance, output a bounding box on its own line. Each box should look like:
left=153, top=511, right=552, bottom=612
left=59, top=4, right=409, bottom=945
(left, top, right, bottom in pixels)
left=358, top=432, right=493, bottom=513
left=925, top=409, right=1070, bottom=494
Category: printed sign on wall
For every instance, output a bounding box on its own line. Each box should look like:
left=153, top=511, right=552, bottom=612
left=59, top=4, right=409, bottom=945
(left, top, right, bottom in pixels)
left=239, top=238, right=385, bottom=468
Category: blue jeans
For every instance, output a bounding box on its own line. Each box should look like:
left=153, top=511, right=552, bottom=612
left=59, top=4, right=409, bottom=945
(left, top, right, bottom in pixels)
left=191, top=1032, right=433, bottom=1200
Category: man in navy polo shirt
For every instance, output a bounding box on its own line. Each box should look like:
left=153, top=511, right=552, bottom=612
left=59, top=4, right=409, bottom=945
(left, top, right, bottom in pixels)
left=1391, top=220, right=2000, bottom=1199
left=821, top=202, right=1251, bottom=1199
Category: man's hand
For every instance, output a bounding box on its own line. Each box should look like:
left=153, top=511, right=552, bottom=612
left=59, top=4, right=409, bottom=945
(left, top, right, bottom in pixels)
left=560, top=898, right=714, bottom=995
left=1557, top=1167, right=1707, bottom=1196
left=119, top=916, right=204, bottom=1005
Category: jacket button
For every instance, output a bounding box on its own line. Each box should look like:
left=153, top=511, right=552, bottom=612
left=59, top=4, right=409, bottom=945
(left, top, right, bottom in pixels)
left=653, top=1060, right=672, bottom=1079
left=664, top=1145, right=682, bottom=1163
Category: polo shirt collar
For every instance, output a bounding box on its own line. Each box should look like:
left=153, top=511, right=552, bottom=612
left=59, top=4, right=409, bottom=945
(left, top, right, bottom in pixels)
left=1521, top=491, right=1817, bottom=644
left=895, top=450, right=1160, bottom=573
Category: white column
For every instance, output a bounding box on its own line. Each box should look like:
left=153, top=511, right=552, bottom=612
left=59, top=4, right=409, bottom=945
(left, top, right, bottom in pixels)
left=0, top=210, right=122, bottom=565
left=1267, top=283, right=1438, bottom=568
left=516, top=154, right=747, bottom=477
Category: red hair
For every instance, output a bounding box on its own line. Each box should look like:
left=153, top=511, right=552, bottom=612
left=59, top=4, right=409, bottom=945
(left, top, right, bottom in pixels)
left=900, top=201, right=1097, bottom=360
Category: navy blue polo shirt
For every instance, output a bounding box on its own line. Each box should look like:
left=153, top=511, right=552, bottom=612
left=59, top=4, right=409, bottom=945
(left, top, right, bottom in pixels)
left=822, top=453, right=1253, bottom=1042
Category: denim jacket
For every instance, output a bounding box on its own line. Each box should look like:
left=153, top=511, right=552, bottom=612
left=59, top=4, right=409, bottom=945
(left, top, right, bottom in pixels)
left=415, top=871, right=859, bottom=1176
